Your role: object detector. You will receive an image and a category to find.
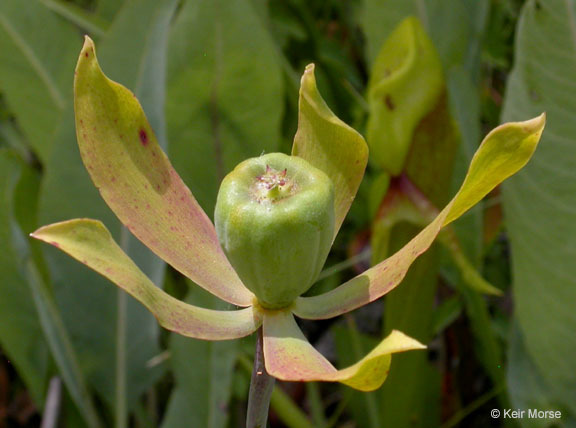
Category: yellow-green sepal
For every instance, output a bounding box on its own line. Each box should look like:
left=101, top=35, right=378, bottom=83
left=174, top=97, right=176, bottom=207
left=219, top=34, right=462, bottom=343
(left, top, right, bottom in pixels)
left=293, top=64, right=368, bottom=240
left=31, top=219, right=262, bottom=340
left=293, top=114, right=546, bottom=320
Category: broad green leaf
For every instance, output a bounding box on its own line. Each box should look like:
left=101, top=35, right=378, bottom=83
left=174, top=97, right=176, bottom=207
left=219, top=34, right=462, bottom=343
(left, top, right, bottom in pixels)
left=38, top=0, right=109, bottom=37
left=0, top=0, right=78, bottom=162
left=73, top=37, right=252, bottom=306
left=161, top=291, right=238, bottom=428
left=292, top=64, right=368, bottom=238
left=0, top=151, right=101, bottom=427
left=32, top=219, right=262, bottom=340
left=26, top=262, right=103, bottom=428
left=507, top=326, right=571, bottom=427
left=366, top=17, right=443, bottom=175
left=293, top=115, right=545, bottom=320
left=0, top=150, right=48, bottom=404
left=263, top=310, right=424, bottom=391
left=166, top=0, right=284, bottom=214
left=502, top=0, right=576, bottom=417
left=361, top=0, right=416, bottom=66
left=95, top=0, right=126, bottom=21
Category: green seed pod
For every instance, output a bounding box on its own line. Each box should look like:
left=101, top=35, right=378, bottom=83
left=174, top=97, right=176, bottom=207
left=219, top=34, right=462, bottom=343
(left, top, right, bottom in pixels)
left=215, top=153, right=335, bottom=309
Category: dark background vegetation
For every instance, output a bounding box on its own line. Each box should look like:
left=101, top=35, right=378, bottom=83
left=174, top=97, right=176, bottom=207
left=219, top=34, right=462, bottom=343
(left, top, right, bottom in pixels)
left=0, top=0, right=574, bottom=427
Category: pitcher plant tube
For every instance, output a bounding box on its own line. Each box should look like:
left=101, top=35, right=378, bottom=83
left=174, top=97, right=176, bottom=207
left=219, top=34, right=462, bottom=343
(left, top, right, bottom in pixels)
left=31, top=37, right=545, bottom=427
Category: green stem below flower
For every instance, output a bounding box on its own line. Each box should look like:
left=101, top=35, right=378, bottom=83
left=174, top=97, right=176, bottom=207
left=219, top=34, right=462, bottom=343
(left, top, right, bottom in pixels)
left=246, top=328, right=275, bottom=428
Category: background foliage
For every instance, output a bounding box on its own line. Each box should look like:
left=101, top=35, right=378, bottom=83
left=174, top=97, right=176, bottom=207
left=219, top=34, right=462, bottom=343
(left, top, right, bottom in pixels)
left=0, top=0, right=574, bottom=427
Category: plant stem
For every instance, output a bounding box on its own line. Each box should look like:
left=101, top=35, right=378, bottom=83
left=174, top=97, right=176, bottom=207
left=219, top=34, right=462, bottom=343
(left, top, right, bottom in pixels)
left=41, top=377, right=62, bottom=428
left=246, top=328, right=275, bottom=428
left=115, top=228, right=129, bottom=428
left=238, top=355, right=314, bottom=428
left=115, top=290, right=127, bottom=428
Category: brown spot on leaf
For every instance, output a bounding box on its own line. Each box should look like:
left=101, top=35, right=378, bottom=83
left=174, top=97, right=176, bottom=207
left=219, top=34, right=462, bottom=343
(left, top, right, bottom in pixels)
left=139, top=129, right=148, bottom=146
left=384, top=95, right=395, bottom=111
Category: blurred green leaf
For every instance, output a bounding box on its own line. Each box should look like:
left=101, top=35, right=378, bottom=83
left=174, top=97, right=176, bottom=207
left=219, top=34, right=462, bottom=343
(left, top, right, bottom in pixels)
left=0, top=150, right=48, bottom=405
left=38, top=0, right=109, bottom=37
left=0, top=150, right=102, bottom=427
left=432, top=295, right=462, bottom=336
left=508, top=326, right=574, bottom=427
left=26, top=262, right=103, bottom=428
left=95, top=0, right=126, bottom=21
left=0, top=0, right=78, bottom=162
left=440, top=229, right=502, bottom=295
left=502, top=0, right=576, bottom=419
left=166, top=0, right=284, bottom=213
left=361, top=0, right=489, bottom=71
left=361, top=0, right=416, bottom=66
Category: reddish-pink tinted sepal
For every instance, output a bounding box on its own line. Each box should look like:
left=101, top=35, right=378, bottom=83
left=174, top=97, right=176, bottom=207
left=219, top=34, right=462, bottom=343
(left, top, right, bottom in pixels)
left=262, top=310, right=424, bottom=391
left=74, top=37, right=253, bottom=306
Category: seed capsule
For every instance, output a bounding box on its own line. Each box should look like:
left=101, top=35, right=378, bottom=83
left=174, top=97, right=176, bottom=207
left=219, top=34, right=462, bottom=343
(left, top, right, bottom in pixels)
left=215, top=153, right=335, bottom=309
